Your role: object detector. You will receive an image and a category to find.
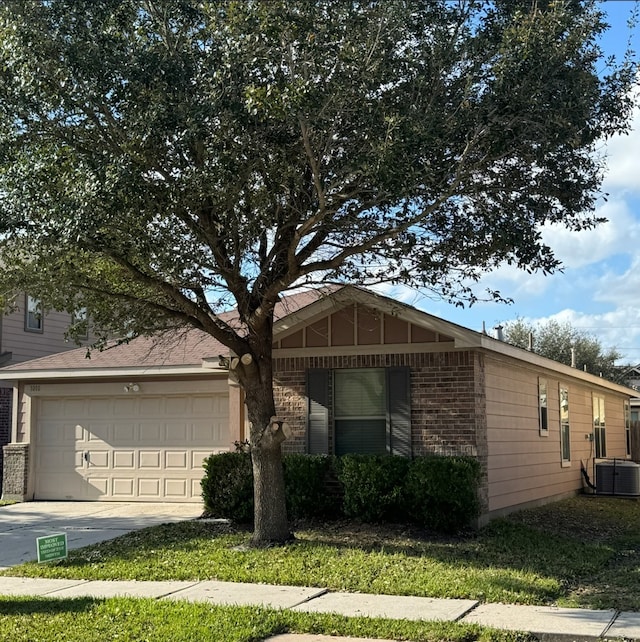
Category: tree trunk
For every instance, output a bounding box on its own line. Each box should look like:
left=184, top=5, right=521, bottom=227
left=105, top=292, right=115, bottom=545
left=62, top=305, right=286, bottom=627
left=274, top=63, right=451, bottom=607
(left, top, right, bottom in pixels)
left=242, top=358, right=292, bottom=546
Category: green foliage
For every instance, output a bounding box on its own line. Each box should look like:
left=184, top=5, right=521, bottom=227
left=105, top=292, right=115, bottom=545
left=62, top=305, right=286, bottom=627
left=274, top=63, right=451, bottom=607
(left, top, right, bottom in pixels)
left=0, top=0, right=635, bottom=340
left=0, top=0, right=636, bottom=542
left=201, top=452, right=253, bottom=523
left=203, top=452, right=480, bottom=530
left=405, top=456, right=481, bottom=533
left=282, top=454, right=338, bottom=521
left=503, top=318, right=623, bottom=382
left=336, top=454, right=410, bottom=523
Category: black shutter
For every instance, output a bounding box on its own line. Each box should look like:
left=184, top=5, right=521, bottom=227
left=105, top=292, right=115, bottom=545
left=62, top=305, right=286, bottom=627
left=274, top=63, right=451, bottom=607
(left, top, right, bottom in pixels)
left=386, top=366, right=411, bottom=457
left=307, top=368, right=330, bottom=454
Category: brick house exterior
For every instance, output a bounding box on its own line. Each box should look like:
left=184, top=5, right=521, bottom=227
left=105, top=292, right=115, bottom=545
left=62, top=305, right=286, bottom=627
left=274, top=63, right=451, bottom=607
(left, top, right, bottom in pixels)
left=1, top=286, right=636, bottom=521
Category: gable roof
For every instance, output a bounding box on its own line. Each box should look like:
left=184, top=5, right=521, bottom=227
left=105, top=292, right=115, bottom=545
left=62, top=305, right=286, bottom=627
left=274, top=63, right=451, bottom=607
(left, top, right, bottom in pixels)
left=0, top=287, right=336, bottom=378
left=0, top=284, right=636, bottom=397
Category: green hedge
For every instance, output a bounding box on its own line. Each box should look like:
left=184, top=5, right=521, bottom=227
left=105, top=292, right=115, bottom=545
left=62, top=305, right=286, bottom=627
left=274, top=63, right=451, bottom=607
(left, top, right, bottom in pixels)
left=336, top=454, right=410, bottom=522
left=201, top=452, right=253, bottom=522
left=405, top=456, right=481, bottom=532
left=201, top=452, right=480, bottom=532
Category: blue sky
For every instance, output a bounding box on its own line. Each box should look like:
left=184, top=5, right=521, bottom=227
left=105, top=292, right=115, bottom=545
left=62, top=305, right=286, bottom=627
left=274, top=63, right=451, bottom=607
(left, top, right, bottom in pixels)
left=380, top=1, right=640, bottom=364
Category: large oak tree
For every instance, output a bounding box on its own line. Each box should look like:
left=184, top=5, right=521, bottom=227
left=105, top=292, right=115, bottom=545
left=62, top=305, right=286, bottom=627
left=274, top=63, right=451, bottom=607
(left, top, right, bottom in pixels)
left=0, top=0, right=636, bottom=543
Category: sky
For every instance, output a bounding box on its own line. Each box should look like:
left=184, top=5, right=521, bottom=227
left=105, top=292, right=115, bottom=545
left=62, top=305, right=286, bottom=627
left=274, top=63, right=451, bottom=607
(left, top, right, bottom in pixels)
left=379, top=1, right=640, bottom=365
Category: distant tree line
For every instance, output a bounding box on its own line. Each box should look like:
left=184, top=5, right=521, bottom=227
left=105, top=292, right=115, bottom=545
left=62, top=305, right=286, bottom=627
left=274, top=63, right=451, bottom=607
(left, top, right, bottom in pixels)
left=502, top=319, right=633, bottom=385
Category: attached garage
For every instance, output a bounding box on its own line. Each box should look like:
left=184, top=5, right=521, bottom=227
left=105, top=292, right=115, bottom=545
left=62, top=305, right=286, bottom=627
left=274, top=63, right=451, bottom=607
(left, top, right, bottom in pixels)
left=0, top=328, right=240, bottom=503
left=34, top=384, right=229, bottom=502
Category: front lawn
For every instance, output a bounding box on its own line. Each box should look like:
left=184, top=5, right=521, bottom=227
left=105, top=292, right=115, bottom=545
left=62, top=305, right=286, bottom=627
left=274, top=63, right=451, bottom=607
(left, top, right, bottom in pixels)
left=0, top=597, right=531, bottom=642
left=3, top=495, right=640, bottom=611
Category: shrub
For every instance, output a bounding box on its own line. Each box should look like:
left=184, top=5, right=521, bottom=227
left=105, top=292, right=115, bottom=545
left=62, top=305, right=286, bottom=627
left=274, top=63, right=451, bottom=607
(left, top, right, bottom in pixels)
left=405, top=456, right=480, bottom=533
left=337, top=454, right=410, bottom=522
left=201, top=451, right=253, bottom=523
left=283, top=454, right=339, bottom=520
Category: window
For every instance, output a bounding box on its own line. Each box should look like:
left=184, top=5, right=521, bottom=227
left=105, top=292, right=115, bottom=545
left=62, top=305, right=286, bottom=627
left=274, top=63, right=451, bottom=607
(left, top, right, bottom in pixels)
left=334, top=368, right=386, bottom=455
left=538, top=378, right=548, bottom=435
left=625, top=400, right=632, bottom=457
left=559, top=385, right=570, bottom=464
left=306, top=366, right=411, bottom=457
left=25, top=295, right=43, bottom=333
left=72, top=307, right=88, bottom=340
left=593, top=395, right=606, bottom=458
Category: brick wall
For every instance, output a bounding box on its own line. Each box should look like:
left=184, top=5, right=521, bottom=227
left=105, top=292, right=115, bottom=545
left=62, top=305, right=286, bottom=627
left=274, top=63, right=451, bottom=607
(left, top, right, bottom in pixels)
left=273, top=350, right=489, bottom=511
left=2, top=443, right=29, bottom=501
left=0, top=387, right=12, bottom=496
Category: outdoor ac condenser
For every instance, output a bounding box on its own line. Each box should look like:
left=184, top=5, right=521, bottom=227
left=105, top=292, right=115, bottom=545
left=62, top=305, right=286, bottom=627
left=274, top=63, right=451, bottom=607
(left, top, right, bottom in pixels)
left=595, top=460, right=640, bottom=496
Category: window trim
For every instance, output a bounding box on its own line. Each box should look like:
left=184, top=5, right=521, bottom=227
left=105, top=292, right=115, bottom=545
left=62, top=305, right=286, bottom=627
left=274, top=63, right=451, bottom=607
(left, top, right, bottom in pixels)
left=24, top=294, right=43, bottom=333
left=593, top=394, right=606, bottom=459
left=538, top=377, right=548, bottom=436
left=624, top=399, right=632, bottom=458
left=72, top=307, right=89, bottom=340
left=559, top=384, right=570, bottom=467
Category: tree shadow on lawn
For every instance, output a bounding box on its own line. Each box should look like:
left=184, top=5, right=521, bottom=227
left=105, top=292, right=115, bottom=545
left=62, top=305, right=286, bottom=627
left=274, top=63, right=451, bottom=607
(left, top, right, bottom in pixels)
left=4, top=498, right=629, bottom=608
left=0, top=595, right=99, bottom=616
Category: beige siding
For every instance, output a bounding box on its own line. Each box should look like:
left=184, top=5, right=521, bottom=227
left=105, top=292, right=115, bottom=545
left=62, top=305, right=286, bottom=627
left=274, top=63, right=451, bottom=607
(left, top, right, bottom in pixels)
left=486, top=357, right=630, bottom=515
left=2, top=301, right=89, bottom=364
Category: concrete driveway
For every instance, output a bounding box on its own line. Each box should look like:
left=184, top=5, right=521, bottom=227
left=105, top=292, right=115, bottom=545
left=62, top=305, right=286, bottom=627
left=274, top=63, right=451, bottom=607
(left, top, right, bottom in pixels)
left=0, top=501, right=203, bottom=570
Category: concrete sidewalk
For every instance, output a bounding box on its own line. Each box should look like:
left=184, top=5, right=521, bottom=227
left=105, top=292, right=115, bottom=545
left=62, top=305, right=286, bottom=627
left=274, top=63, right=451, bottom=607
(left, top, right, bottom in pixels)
left=1, top=576, right=638, bottom=641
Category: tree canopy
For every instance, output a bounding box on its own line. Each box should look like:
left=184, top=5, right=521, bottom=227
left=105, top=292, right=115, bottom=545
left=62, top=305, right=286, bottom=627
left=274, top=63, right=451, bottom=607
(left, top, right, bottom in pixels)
left=503, top=317, right=623, bottom=382
left=0, top=0, right=636, bottom=542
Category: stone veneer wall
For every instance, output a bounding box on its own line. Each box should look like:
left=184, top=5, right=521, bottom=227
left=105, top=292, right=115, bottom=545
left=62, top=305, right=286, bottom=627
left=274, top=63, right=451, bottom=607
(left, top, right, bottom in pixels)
left=273, top=350, right=489, bottom=512
left=2, top=443, right=29, bottom=501
left=0, top=387, right=12, bottom=496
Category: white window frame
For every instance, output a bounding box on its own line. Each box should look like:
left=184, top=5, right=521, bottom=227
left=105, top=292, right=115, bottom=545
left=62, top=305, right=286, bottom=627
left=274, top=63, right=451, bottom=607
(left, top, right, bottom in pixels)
left=624, top=400, right=631, bottom=458
left=538, top=377, right=548, bottom=436
left=24, top=295, right=43, bottom=333
left=593, top=395, right=606, bottom=459
left=72, top=306, right=89, bottom=340
left=559, top=384, right=570, bottom=466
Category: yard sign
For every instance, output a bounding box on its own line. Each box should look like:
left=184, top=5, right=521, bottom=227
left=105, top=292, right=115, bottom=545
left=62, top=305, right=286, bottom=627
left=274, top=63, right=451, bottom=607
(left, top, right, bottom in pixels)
left=36, top=533, right=68, bottom=563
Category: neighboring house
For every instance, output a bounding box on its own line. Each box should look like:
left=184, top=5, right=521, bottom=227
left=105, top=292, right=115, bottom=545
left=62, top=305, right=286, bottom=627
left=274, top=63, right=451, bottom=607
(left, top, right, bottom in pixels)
left=1, top=286, right=636, bottom=524
left=0, top=294, right=91, bottom=493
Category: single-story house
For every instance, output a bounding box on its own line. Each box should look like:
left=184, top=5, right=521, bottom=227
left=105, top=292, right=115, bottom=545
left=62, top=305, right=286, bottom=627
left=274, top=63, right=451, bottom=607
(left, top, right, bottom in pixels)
left=1, top=286, right=636, bottom=523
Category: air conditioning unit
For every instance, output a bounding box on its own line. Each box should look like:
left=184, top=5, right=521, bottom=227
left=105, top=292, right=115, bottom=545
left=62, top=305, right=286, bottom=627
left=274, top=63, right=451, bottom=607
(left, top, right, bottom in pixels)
left=596, top=460, right=640, bottom=496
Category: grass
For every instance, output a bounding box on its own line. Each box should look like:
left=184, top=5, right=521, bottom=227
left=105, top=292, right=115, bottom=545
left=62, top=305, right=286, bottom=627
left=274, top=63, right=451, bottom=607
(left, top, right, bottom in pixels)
left=0, top=496, right=640, bottom=640
left=0, top=596, right=533, bottom=642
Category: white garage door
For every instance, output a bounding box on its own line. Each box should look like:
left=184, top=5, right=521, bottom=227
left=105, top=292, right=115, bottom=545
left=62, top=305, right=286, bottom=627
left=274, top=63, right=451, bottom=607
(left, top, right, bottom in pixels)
left=34, top=392, right=229, bottom=502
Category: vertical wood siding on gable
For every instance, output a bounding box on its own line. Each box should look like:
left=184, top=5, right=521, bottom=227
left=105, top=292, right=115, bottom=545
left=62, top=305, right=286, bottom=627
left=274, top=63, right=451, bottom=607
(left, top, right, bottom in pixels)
left=273, top=304, right=454, bottom=349
left=485, top=356, right=629, bottom=513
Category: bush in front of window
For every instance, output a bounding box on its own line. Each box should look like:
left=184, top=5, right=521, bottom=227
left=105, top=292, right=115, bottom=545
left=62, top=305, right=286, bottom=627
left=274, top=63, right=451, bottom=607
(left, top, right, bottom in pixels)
left=202, top=452, right=481, bottom=532
left=337, top=454, right=410, bottom=523
left=202, top=451, right=254, bottom=522
left=283, top=454, right=340, bottom=520
left=405, top=456, right=481, bottom=533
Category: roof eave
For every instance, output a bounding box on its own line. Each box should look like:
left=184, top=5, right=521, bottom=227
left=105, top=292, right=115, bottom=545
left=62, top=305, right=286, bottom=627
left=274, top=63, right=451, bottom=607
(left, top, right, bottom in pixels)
left=1, top=364, right=227, bottom=381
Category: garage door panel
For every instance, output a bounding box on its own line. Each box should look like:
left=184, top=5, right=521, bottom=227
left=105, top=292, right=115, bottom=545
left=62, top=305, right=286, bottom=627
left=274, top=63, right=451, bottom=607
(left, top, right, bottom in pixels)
left=35, top=391, right=229, bottom=502
left=114, top=423, right=137, bottom=443
left=138, top=479, right=161, bottom=497
left=112, top=478, right=135, bottom=497
left=87, top=477, right=109, bottom=496
left=88, top=451, right=109, bottom=468
left=167, top=423, right=189, bottom=442
left=139, top=450, right=162, bottom=468
left=139, top=423, right=161, bottom=441
left=165, top=451, right=188, bottom=469
left=113, top=451, right=135, bottom=468
left=165, top=479, right=188, bottom=498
